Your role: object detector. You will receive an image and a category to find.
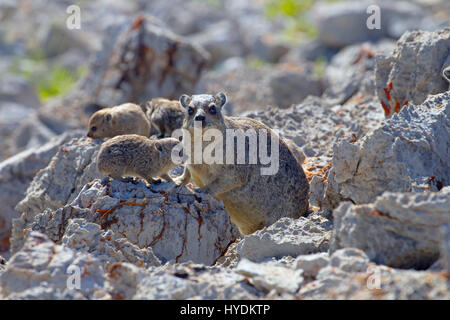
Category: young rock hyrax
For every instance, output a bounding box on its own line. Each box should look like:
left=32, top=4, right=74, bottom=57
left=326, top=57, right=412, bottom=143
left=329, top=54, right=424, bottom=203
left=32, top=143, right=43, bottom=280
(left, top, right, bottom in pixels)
left=142, top=98, right=185, bottom=138
left=87, top=103, right=151, bottom=139
left=174, top=92, right=310, bottom=235
left=97, top=134, right=180, bottom=184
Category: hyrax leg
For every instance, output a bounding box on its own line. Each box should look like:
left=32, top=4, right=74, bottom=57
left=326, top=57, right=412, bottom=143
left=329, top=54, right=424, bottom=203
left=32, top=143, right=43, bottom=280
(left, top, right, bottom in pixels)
left=173, top=166, right=191, bottom=186
left=194, top=175, right=246, bottom=197
left=159, top=173, right=173, bottom=182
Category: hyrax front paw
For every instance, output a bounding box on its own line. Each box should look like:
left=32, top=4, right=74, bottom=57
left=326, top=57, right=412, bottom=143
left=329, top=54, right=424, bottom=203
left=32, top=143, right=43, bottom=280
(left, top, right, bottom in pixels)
left=173, top=176, right=186, bottom=186
left=192, top=186, right=210, bottom=194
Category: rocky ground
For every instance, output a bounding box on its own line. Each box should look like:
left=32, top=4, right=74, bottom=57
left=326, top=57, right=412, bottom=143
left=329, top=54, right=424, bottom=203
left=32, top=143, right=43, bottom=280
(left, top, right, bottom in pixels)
left=0, top=0, right=449, bottom=299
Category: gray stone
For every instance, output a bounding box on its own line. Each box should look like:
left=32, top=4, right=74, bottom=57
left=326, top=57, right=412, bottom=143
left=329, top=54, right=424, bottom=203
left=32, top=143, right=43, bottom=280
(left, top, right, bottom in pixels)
left=0, top=131, right=83, bottom=255
left=298, top=248, right=450, bottom=299
left=16, top=136, right=103, bottom=217
left=323, top=92, right=449, bottom=208
left=295, top=252, right=330, bottom=280
left=237, top=217, right=331, bottom=262
left=331, top=187, right=450, bottom=269
left=312, top=0, right=425, bottom=48
left=376, top=28, right=450, bottom=116
left=268, top=69, right=322, bottom=108
left=322, top=41, right=396, bottom=107
left=0, top=231, right=108, bottom=300
left=440, top=223, right=450, bottom=273
left=188, top=20, right=243, bottom=66
left=14, top=179, right=235, bottom=266
left=235, top=258, right=304, bottom=294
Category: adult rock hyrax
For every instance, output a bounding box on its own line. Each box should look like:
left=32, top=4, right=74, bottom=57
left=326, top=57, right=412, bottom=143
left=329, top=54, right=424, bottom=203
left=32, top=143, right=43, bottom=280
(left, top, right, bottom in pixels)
left=142, top=98, right=184, bottom=138
left=97, top=134, right=180, bottom=184
left=87, top=103, right=151, bottom=139
left=174, top=92, right=310, bottom=235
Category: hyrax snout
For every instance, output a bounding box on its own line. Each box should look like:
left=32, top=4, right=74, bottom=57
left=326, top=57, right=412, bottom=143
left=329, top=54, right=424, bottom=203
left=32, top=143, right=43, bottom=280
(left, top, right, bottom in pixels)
left=175, top=92, right=310, bottom=235
left=142, top=98, right=184, bottom=138
left=87, top=103, right=151, bottom=139
left=97, top=134, right=180, bottom=184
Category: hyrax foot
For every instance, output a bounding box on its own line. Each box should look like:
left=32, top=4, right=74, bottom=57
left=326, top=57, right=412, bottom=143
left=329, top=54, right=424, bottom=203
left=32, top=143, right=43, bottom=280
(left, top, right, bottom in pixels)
left=173, top=167, right=191, bottom=186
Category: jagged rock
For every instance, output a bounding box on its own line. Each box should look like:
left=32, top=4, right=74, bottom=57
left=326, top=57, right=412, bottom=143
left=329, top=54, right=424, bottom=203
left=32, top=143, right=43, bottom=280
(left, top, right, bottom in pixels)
left=235, top=259, right=304, bottom=294
left=132, top=262, right=261, bottom=300
left=0, top=231, right=109, bottom=300
left=268, top=67, right=322, bottom=108
left=13, top=179, right=235, bottom=266
left=188, top=20, right=243, bottom=66
left=376, top=28, right=450, bottom=116
left=295, top=252, right=330, bottom=280
left=323, top=92, right=449, bottom=208
left=0, top=131, right=83, bottom=255
left=196, top=66, right=275, bottom=116
left=246, top=96, right=383, bottom=158
left=440, top=223, right=450, bottom=273
left=0, top=75, right=40, bottom=109
left=236, top=217, right=331, bottom=262
left=311, top=0, right=425, bottom=48
left=36, top=14, right=209, bottom=134
left=322, top=41, right=396, bottom=107
left=16, top=136, right=103, bottom=217
left=61, top=218, right=162, bottom=268
left=298, top=248, right=450, bottom=299
left=330, top=187, right=450, bottom=269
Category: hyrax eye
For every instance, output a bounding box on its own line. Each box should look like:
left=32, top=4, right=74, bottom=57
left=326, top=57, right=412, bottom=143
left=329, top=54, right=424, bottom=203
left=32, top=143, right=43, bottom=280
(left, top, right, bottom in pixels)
left=91, top=126, right=97, bottom=132
left=188, top=107, right=195, bottom=115
left=209, top=105, right=217, bottom=115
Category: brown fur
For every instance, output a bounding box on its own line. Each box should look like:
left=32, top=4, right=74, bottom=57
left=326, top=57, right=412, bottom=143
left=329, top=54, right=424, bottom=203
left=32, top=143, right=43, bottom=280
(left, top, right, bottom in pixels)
left=175, top=93, right=310, bottom=235
left=143, top=98, right=184, bottom=137
left=87, top=103, right=150, bottom=139
left=97, top=135, right=180, bottom=184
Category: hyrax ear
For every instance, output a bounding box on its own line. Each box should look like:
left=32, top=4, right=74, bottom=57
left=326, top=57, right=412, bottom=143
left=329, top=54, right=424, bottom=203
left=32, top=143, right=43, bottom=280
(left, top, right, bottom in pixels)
left=179, top=94, right=191, bottom=109
left=215, top=92, right=227, bottom=108
left=155, top=142, right=163, bottom=152
left=104, top=113, right=112, bottom=122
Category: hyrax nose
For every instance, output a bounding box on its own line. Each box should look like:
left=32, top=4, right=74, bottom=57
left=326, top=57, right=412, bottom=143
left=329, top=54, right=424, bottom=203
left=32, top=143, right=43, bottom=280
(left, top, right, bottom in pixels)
left=195, top=114, right=205, bottom=121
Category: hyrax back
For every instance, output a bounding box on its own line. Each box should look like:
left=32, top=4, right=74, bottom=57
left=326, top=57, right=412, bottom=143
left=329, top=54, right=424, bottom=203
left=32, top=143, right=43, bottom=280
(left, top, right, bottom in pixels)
left=176, top=92, right=310, bottom=235
left=284, top=138, right=306, bottom=165
left=97, top=134, right=180, bottom=184
left=87, top=103, right=151, bottom=139
left=143, top=98, right=184, bottom=137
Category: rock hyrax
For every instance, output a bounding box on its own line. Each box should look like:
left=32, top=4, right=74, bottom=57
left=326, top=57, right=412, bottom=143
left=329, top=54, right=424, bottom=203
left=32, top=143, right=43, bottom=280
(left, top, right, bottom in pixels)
left=97, top=134, right=180, bottom=184
left=174, top=92, right=310, bottom=235
left=87, top=103, right=151, bottom=139
left=143, top=98, right=184, bottom=138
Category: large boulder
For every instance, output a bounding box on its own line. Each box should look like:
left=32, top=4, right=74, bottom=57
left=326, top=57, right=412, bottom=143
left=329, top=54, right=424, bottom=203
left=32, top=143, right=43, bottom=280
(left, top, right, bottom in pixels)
left=237, top=217, right=331, bottom=263
left=0, top=131, right=83, bottom=255
left=311, top=0, right=425, bottom=48
left=331, top=187, right=450, bottom=269
left=0, top=232, right=108, bottom=300
left=375, top=28, right=450, bottom=116
left=323, top=92, right=449, bottom=208
left=16, top=137, right=103, bottom=217
left=298, top=248, right=450, bottom=299
left=13, top=178, right=236, bottom=266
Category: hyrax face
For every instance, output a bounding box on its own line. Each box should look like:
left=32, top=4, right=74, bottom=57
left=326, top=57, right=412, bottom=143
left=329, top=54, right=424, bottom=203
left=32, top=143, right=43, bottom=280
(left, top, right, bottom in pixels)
left=179, top=92, right=227, bottom=131
left=87, top=109, right=113, bottom=139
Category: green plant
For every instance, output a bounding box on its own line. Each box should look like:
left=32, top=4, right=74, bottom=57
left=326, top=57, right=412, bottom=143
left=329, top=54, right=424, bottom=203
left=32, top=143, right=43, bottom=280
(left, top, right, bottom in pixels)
left=264, top=0, right=317, bottom=43
left=37, top=66, right=86, bottom=101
